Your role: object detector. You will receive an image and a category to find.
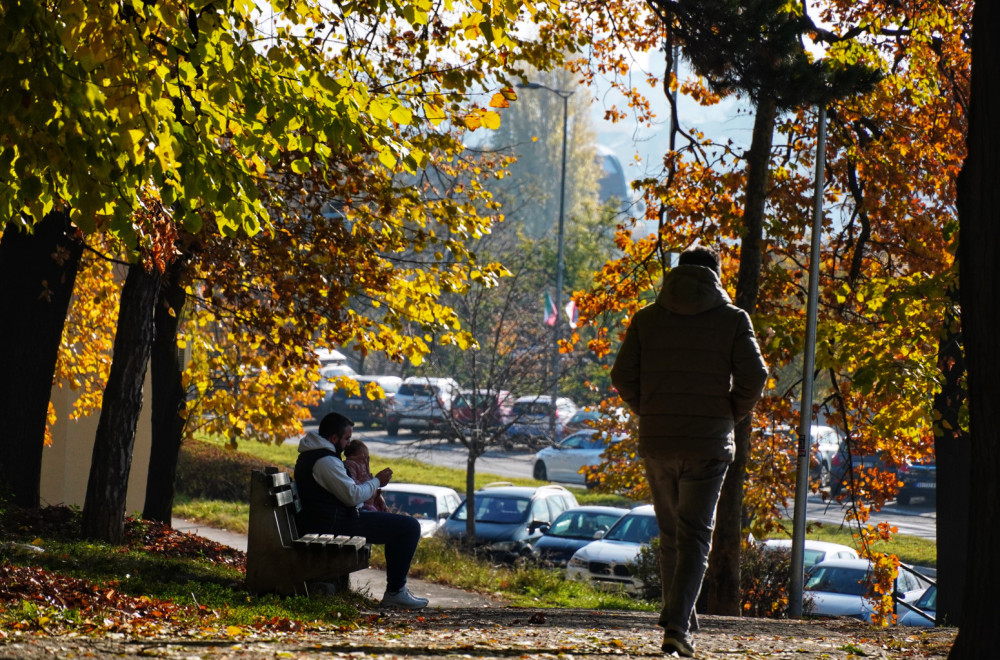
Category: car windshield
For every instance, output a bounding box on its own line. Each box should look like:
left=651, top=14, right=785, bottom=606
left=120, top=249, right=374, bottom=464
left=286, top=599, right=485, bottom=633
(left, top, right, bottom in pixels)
left=916, top=585, right=937, bottom=610
left=547, top=511, right=623, bottom=539
left=604, top=513, right=659, bottom=544
left=382, top=492, right=438, bottom=519
left=512, top=402, right=550, bottom=416
left=804, top=565, right=869, bottom=596
left=398, top=384, right=436, bottom=397
left=803, top=549, right=826, bottom=566
left=453, top=496, right=530, bottom=524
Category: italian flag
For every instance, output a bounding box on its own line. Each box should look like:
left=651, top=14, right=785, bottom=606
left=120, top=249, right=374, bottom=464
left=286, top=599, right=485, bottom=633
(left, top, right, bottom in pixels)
left=543, top=291, right=557, bottom=326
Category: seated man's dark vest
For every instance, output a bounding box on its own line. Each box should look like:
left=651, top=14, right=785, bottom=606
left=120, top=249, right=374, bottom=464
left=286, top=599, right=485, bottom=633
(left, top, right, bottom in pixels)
left=294, top=448, right=360, bottom=533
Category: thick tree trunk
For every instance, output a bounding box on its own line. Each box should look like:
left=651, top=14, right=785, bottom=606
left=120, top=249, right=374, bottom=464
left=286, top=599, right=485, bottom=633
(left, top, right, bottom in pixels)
left=932, top=295, right=968, bottom=627
left=142, top=257, right=190, bottom=524
left=704, top=93, right=776, bottom=615
left=82, top=262, right=162, bottom=543
left=950, top=1, right=1000, bottom=656
left=0, top=212, right=83, bottom=507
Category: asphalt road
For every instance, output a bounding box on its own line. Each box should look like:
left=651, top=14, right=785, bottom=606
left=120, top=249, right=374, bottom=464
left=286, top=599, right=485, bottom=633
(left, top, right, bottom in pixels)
left=290, top=425, right=937, bottom=541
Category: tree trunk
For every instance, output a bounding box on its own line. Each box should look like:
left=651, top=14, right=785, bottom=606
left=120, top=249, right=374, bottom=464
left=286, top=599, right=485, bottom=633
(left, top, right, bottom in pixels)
left=704, top=92, right=777, bottom=615
left=932, top=292, right=968, bottom=627
left=0, top=212, right=83, bottom=507
left=465, top=449, right=478, bottom=540
left=142, top=257, right=190, bottom=524
left=950, top=1, right=1000, bottom=656
left=82, top=262, right=162, bottom=543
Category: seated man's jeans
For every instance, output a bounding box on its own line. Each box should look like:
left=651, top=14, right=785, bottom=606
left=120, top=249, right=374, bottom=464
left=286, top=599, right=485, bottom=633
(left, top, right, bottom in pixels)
left=329, top=510, right=421, bottom=592
left=644, top=457, right=729, bottom=634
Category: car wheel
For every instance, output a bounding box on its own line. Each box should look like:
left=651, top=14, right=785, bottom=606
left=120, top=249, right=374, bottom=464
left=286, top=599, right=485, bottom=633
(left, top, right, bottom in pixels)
left=533, top=461, right=548, bottom=481
left=387, top=420, right=399, bottom=436
left=897, top=492, right=911, bottom=506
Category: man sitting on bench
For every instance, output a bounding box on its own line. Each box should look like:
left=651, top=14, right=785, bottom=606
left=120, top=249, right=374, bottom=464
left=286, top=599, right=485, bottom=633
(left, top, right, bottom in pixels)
left=295, top=412, right=428, bottom=609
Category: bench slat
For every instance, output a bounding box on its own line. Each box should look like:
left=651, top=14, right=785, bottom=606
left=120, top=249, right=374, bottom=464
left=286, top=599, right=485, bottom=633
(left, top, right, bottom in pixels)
left=270, top=489, right=295, bottom=507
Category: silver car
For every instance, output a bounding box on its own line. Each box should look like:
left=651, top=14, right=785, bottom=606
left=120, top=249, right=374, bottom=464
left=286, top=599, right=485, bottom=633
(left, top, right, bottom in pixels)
left=532, top=430, right=622, bottom=484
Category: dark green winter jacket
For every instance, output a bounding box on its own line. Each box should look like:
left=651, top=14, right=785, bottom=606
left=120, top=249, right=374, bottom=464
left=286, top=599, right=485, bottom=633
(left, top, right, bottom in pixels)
left=611, top=264, right=768, bottom=462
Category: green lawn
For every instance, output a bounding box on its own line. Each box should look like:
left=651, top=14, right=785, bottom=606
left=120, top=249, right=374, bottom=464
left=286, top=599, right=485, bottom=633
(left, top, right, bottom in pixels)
left=178, top=436, right=937, bottom=569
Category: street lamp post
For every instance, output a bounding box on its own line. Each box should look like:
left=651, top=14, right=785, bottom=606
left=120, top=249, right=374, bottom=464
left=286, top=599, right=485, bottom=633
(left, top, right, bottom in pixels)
left=519, top=81, right=573, bottom=443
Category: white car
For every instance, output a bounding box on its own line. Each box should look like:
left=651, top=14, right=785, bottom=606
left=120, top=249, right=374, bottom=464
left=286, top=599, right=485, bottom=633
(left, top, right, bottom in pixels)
left=380, top=483, right=463, bottom=537
left=804, top=558, right=929, bottom=621
left=385, top=377, right=462, bottom=436
left=761, top=538, right=859, bottom=568
left=532, top=430, right=623, bottom=484
left=565, top=504, right=659, bottom=595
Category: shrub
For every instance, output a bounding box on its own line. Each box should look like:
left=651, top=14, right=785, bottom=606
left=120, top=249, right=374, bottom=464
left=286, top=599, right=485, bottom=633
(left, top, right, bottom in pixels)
left=629, top=537, right=663, bottom=601
left=629, top=536, right=807, bottom=618
left=176, top=440, right=273, bottom=502
left=740, top=540, right=796, bottom=618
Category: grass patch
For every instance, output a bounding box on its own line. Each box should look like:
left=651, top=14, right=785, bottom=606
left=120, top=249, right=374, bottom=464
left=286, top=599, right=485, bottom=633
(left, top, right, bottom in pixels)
left=371, top=537, right=655, bottom=611
left=767, top=520, right=936, bottom=568
left=0, top=507, right=371, bottom=635
left=173, top=495, right=251, bottom=535
left=195, top=435, right=631, bottom=507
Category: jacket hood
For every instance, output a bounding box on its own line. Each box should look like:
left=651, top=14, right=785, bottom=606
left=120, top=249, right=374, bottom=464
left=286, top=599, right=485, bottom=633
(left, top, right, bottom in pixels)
left=299, top=430, right=337, bottom=454
left=657, top=264, right=731, bottom=315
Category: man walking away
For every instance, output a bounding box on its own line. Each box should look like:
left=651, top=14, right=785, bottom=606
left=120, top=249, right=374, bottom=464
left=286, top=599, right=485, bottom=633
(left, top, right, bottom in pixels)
left=611, top=245, right=768, bottom=657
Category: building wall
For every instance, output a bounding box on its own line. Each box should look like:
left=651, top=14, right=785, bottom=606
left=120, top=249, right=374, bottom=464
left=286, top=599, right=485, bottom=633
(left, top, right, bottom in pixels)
left=40, top=374, right=152, bottom=514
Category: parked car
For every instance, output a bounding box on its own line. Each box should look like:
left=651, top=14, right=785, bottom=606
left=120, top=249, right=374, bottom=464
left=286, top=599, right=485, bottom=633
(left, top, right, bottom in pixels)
left=307, top=364, right=359, bottom=420
left=531, top=505, right=629, bottom=566
left=505, top=395, right=579, bottom=448
left=532, top=429, right=623, bottom=485
left=761, top=538, right=859, bottom=568
left=319, top=375, right=402, bottom=427
left=565, top=504, right=659, bottom=595
left=438, top=483, right=578, bottom=561
left=760, top=424, right=842, bottom=490
left=897, top=584, right=937, bottom=626
left=380, top=483, right=463, bottom=537
left=452, top=389, right=514, bottom=431
left=803, top=558, right=928, bottom=621
left=563, top=407, right=630, bottom=434
left=896, top=458, right=936, bottom=506
left=385, top=377, right=462, bottom=437
left=829, top=440, right=895, bottom=497
left=315, top=348, right=351, bottom=369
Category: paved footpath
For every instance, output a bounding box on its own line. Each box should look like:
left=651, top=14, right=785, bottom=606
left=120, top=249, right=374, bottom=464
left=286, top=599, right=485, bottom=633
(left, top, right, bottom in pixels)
left=171, top=518, right=496, bottom=608
left=74, top=519, right=951, bottom=660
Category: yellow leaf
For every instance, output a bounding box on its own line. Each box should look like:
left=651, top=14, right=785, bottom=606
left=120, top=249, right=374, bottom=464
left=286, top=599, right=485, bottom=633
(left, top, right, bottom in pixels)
left=390, top=105, right=413, bottom=125
left=463, top=114, right=482, bottom=130
left=489, top=92, right=510, bottom=108
left=481, top=110, right=501, bottom=130
left=226, top=625, right=243, bottom=636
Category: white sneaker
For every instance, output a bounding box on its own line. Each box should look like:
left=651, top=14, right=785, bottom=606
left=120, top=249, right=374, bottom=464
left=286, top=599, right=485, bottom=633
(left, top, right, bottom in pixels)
left=381, top=587, right=429, bottom=609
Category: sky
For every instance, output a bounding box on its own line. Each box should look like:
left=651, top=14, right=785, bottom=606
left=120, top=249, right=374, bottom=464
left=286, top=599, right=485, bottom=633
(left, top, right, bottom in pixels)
left=586, top=50, right=757, bottom=192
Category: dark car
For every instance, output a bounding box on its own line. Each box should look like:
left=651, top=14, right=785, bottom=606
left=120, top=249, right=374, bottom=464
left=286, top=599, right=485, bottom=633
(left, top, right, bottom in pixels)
left=452, top=389, right=513, bottom=431
left=325, top=375, right=402, bottom=427
left=438, top=483, right=578, bottom=561
left=829, top=440, right=895, bottom=497
left=531, top=505, right=629, bottom=566
left=896, top=459, right=935, bottom=505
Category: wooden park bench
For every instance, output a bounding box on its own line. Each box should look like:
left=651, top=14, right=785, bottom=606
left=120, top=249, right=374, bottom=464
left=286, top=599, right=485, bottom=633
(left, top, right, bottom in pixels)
left=246, top=467, right=370, bottom=596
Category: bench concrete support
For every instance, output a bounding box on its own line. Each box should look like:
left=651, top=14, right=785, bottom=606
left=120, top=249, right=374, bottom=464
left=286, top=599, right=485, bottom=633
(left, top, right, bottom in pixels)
left=246, top=467, right=370, bottom=596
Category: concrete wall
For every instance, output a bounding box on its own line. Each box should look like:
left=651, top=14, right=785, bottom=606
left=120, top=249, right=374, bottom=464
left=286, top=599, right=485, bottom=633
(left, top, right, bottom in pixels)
left=40, top=373, right=152, bottom=514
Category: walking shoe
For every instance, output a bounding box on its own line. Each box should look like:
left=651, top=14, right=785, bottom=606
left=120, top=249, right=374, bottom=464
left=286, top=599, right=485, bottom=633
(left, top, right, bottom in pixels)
left=381, top=587, right=429, bottom=610
left=661, top=630, right=695, bottom=658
